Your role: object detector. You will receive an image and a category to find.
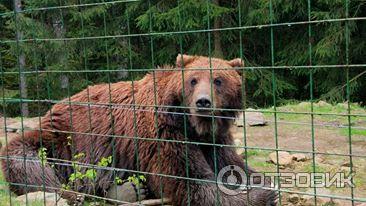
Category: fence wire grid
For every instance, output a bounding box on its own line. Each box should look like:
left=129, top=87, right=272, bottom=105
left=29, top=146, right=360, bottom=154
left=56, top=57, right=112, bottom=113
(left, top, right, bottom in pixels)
left=0, top=0, right=365, bottom=206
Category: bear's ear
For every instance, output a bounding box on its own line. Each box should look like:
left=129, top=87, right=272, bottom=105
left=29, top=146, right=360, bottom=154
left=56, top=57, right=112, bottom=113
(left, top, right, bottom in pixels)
left=176, top=54, right=195, bottom=68
left=228, top=58, right=244, bottom=67
left=228, top=58, right=244, bottom=75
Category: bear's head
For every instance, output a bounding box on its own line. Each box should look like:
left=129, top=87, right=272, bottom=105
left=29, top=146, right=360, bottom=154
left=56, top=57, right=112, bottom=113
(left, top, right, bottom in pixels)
left=160, top=54, right=244, bottom=137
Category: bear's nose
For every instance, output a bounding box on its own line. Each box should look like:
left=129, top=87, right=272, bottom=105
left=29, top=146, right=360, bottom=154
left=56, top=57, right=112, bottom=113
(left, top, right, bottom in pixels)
left=196, top=97, right=212, bottom=108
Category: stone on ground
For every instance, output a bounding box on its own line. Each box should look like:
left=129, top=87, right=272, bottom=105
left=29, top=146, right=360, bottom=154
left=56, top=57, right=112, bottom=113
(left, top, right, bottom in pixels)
left=292, top=153, right=310, bottom=162
left=302, top=196, right=331, bottom=206
left=16, top=192, right=68, bottom=206
left=316, top=101, right=331, bottom=107
left=302, top=188, right=340, bottom=206
left=6, top=117, right=40, bottom=133
left=235, top=109, right=267, bottom=127
left=121, top=198, right=171, bottom=206
left=287, top=193, right=302, bottom=204
left=268, top=151, right=293, bottom=166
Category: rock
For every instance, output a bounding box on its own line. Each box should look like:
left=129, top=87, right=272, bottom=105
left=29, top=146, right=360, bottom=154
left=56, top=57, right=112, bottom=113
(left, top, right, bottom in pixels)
left=340, top=166, right=354, bottom=174
left=279, top=165, right=286, bottom=169
left=336, top=102, right=348, bottom=109
left=235, top=109, right=267, bottom=127
left=108, top=181, right=148, bottom=204
left=5, top=127, right=17, bottom=133
left=340, top=161, right=356, bottom=173
left=292, top=153, right=310, bottom=162
left=16, top=192, right=68, bottom=206
left=6, top=117, right=40, bottom=133
left=332, top=199, right=352, bottom=206
left=316, top=101, right=331, bottom=107
left=341, top=161, right=352, bottom=167
left=315, top=155, right=325, bottom=163
left=302, top=188, right=338, bottom=206
left=287, top=194, right=301, bottom=204
left=302, top=195, right=331, bottom=206
left=299, top=102, right=311, bottom=107
left=122, top=198, right=171, bottom=206
left=356, top=203, right=366, bottom=206
left=269, top=151, right=293, bottom=166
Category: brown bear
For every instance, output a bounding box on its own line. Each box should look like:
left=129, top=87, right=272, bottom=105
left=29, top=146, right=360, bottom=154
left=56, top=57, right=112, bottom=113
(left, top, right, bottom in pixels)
left=1, top=54, right=277, bottom=205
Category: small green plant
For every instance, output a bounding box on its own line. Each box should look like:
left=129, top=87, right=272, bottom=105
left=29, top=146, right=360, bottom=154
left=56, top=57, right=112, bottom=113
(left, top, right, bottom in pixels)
left=340, top=128, right=366, bottom=137
left=61, top=183, right=71, bottom=190
left=68, top=171, right=84, bottom=182
left=73, top=152, right=85, bottom=160
left=97, top=156, right=112, bottom=167
left=303, top=164, right=327, bottom=173
left=127, top=174, right=146, bottom=187
left=70, top=153, right=85, bottom=176
left=114, top=177, right=123, bottom=185
left=37, top=147, right=47, bottom=167
left=65, top=154, right=113, bottom=190
left=84, top=169, right=97, bottom=180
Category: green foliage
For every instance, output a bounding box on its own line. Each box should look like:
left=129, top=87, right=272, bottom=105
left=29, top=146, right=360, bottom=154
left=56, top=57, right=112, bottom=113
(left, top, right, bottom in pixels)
left=97, top=156, right=112, bottom=167
left=37, top=147, right=47, bottom=167
left=114, top=176, right=123, bottom=185
left=65, top=154, right=113, bottom=190
left=340, top=128, right=366, bottom=137
left=68, top=171, right=84, bottom=182
left=73, top=152, right=85, bottom=160
left=243, top=149, right=271, bottom=158
left=84, top=169, right=97, bottom=180
left=0, top=0, right=365, bottom=116
left=127, top=174, right=146, bottom=187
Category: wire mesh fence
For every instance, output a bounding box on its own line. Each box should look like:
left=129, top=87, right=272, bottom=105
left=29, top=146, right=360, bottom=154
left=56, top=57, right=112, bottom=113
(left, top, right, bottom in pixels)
left=0, top=0, right=365, bottom=205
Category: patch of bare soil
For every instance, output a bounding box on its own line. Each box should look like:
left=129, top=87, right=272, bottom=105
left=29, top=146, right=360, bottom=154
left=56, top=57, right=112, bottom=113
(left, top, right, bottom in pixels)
left=232, top=123, right=365, bottom=156
left=231, top=122, right=366, bottom=206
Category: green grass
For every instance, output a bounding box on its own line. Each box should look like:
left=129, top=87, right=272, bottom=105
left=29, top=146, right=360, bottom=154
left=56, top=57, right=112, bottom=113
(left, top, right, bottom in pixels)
left=302, top=164, right=327, bottom=173
left=353, top=175, right=366, bottom=189
left=263, top=101, right=366, bottom=138
left=247, top=160, right=275, bottom=171
left=340, top=128, right=366, bottom=137
left=244, top=149, right=275, bottom=172
left=263, top=101, right=366, bottom=123
left=0, top=88, right=18, bottom=99
left=243, top=149, right=271, bottom=158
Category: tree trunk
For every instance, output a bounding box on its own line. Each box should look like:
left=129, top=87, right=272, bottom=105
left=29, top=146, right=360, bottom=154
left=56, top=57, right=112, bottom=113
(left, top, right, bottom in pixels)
left=117, top=40, right=129, bottom=80
left=213, top=0, right=223, bottom=58
left=14, top=0, right=29, bottom=117
left=52, top=14, right=69, bottom=89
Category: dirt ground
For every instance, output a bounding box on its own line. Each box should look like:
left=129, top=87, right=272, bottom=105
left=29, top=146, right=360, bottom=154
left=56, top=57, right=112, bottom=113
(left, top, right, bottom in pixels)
left=231, top=115, right=366, bottom=206
left=231, top=120, right=366, bottom=156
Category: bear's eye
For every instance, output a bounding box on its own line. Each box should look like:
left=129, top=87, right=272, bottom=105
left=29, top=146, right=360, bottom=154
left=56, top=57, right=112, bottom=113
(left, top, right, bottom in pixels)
left=191, top=78, right=197, bottom=86
left=214, top=78, right=222, bottom=86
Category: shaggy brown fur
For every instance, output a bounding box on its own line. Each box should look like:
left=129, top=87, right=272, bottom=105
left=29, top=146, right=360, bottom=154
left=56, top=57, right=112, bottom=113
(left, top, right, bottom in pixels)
left=1, top=54, right=277, bottom=205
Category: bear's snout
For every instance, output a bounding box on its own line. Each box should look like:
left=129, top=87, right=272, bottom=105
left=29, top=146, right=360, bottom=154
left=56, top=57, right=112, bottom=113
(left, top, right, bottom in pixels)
left=195, top=95, right=212, bottom=109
